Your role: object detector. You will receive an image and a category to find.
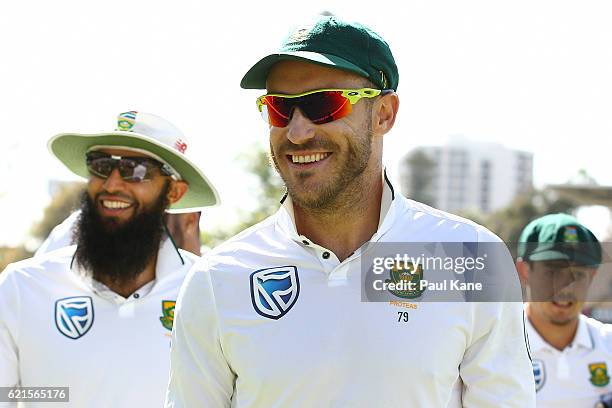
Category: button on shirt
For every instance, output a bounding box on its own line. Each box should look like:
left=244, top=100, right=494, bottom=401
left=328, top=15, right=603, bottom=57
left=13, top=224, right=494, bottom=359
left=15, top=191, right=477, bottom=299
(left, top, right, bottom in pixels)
left=166, top=175, right=535, bottom=408
left=0, top=239, right=197, bottom=408
left=527, top=313, right=612, bottom=407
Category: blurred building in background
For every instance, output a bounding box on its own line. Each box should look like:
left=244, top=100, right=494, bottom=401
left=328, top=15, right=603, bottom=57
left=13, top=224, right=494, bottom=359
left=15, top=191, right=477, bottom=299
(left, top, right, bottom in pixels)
left=399, top=136, right=533, bottom=214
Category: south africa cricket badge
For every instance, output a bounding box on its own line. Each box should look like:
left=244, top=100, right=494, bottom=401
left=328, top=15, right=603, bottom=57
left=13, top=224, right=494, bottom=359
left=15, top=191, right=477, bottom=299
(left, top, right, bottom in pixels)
left=159, top=300, right=176, bottom=331
left=117, top=111, right=137, bottom=131
left=589, top=362, right=610, bottom=387
left=385, top=261, right=425, bottom=299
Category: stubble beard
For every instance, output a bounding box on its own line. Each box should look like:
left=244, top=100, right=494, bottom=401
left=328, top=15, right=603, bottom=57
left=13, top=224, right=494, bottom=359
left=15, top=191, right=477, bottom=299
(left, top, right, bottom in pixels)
left=270, top=111, right=374, bottom=212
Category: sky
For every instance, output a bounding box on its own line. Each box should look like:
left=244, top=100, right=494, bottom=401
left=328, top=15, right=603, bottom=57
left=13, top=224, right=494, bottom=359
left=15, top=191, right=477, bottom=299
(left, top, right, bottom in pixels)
left=1, top=0, right=610, bottom=247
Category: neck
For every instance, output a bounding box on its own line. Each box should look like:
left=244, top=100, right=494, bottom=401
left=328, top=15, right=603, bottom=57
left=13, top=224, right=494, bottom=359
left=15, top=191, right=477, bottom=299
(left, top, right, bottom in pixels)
left=293, top=170, right=383, bottom=262
left=97, top=254, right=158, bottom=298
left=526, top=304, right=579, bottom=351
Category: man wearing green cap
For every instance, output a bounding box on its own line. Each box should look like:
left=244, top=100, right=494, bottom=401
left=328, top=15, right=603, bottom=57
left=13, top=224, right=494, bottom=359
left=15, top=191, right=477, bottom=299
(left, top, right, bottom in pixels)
left=517, top=213, right=610, bottom=407
left=167, top=16, right=534, bottom=407
left=0, top=111, right=219, bottom=407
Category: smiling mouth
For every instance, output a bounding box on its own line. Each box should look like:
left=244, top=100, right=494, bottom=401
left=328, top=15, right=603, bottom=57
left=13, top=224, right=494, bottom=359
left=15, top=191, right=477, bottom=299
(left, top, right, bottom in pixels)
left=288, top=152, right=331, bottom=164
left=552, top=300, right=575, bottom=308
left=100, top=200, right=132, bottom=210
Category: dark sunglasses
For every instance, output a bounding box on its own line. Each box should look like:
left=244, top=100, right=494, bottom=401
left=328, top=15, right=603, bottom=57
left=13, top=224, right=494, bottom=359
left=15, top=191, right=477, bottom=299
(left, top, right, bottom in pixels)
left=85, top=151, right=175, bottom=183
left=256, top=88, right=383, bottom=128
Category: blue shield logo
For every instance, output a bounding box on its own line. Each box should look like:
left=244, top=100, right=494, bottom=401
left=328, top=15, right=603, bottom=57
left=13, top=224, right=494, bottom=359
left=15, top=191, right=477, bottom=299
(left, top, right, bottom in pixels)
left=55, top=296, right=95, bottom=340
left=250, top=266, right=300, bottom=320
left=532, top=359, right=545, bottom=391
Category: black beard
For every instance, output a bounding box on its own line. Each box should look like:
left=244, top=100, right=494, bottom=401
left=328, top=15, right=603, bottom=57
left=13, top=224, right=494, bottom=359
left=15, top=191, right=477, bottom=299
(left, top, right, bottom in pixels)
left=73, top=184, right=169, bottom=288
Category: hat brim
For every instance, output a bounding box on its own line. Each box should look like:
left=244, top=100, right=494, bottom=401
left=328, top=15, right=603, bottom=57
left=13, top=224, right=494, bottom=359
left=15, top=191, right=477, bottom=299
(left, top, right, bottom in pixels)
left=240, top=51, right=370, bottom=89
left=529, top=250, right=600, bottom=266
left=48, top=131, right=220, bottom=212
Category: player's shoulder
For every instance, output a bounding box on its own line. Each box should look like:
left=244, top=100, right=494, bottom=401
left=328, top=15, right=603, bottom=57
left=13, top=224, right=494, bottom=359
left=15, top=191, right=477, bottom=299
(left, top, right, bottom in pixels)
left=188, top=214, right=280, bottom=283
left=209, top=214, right=279, bottom=258
left=176, top=248, right=200, bottom=267
left=584, top=314, right=612, bottom=337
left=0, top=246, right=75, bottom=288
left=398, top=196, right=502, bottom=243
left=583, top=314, right=612, bottom=351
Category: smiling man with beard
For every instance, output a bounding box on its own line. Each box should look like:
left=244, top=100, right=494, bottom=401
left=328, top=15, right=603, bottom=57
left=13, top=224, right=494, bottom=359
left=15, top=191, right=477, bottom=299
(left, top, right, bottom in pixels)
left=166, top=16, right=535, bottom=408
left=0, top=111, right=219, bottom=407
left=74, top=175, right=172, bottom=294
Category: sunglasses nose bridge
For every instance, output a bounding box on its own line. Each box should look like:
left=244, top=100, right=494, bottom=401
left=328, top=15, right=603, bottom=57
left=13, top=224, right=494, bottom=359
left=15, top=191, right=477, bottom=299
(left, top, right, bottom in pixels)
left=101, top=167, right=128, bottom=188
left=285, top=108, right=316, bottom=144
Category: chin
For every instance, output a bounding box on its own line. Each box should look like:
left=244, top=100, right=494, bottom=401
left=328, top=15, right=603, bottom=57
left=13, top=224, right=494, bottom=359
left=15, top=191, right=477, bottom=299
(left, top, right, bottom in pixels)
left=548, top=310, right=580, bottom=326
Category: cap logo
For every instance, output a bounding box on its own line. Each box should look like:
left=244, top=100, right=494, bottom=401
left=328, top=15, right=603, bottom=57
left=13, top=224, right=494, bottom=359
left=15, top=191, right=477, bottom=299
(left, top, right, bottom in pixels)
left=564, top=226, right=579, bottom=243
left=174, top=139, right=188, bottom=154
left=380, top=70, right=388, bottom=88
left=286, top=23, right=316, bottom=44
left=117, top=111, right=137, bottom=131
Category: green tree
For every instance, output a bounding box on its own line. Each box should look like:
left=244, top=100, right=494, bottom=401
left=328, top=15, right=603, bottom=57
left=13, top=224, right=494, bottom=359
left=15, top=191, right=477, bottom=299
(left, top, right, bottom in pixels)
left=31, top=182, right=85, bottom=241
left=459, top=189, right=577, bottom=258
left=201, top=146, right=284, bottom=248
left=0, top=246, right=33, bottom=272
left=1, top=182, right=85, bottom=271
left=402, top=150, right=436, bottom=206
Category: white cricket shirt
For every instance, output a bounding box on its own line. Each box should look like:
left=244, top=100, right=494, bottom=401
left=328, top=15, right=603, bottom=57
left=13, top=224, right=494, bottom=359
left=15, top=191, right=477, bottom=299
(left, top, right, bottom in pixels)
left=166, top=175, right=536, bottom=407
left=527, top=313, right=612, bottom=407
left=0, top=239, right=196, bottom=408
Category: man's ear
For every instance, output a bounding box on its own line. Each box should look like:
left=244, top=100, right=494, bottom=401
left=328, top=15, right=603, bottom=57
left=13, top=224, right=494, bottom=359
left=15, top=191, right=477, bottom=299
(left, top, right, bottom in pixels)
left=182, top=212, right=200, bottom=233
left=372, top=91, right=399, bottom=136
left=167, top=180, right=189, bottom=205
left=516, top=259, right=530, bottom=285
left=589, top=266, right=599, bottom=281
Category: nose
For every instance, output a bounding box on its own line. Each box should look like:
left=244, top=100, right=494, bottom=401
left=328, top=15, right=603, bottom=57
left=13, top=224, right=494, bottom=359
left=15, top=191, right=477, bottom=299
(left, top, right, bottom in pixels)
left=285, top=108, right=316, bottom=145
left=552, top=271, right=582, bottom=295
left=102, top=168, right=128, bottom=192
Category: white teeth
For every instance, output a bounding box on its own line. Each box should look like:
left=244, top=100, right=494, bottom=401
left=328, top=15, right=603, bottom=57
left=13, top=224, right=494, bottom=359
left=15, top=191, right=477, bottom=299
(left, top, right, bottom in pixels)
left=102, top=200, right=130, bottom=209
left=291, top=153, right=330, bottom=164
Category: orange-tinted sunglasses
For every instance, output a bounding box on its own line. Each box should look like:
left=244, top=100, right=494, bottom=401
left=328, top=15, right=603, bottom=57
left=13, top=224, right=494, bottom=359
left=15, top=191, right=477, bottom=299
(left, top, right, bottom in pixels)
left=256, top=88, right=382, bottom=128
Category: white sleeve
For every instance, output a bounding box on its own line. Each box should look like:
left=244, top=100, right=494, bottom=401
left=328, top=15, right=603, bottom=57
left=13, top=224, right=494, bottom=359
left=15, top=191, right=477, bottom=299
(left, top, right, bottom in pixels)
left=0, top=267, right=20, bottom=408
left=460, top=302, right=535, bottom=407
left=459, top=228, right=536, bottom=407
left=165, top=263, right=235, bottom=408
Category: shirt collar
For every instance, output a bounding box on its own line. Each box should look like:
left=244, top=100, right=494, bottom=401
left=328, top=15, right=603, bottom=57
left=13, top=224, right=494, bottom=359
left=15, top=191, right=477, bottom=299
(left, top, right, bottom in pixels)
left=573, top=315, right=594, bottom=349
left=154, top=237, right=186, bottom=281
left=71, top=238, right=184, bottom=301
left=525, top=311, right=593, bottom=352
left=276, top=169, right=398, bottom=244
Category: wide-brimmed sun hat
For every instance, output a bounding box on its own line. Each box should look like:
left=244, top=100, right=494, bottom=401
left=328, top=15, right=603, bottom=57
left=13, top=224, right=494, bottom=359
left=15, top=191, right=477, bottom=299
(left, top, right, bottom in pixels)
left=48, top=110, right=220, bottom=213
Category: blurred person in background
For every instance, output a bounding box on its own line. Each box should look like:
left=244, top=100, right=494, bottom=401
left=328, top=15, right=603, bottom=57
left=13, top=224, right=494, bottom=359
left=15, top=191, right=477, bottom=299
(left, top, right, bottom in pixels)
left=517, top=213, right=611, bottom=407
left=164, top=211, right=202, bottom=256
left=0, top=111, right=218, bottom=407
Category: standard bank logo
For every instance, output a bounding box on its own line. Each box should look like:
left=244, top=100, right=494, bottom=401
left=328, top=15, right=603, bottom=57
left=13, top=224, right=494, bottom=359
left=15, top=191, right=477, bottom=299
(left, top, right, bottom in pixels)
left=55, top=296, right=94, bottom=340
left=532, top=359, right=545, bottom=391
left=250, top=266, right=300, bottom=320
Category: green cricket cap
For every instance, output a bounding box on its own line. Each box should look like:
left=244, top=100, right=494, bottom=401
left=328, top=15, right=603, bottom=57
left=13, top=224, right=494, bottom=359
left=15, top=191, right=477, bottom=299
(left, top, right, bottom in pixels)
left=518, top=213, right=602, bottom=266
left=240, top=16, right=399, bottom=91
